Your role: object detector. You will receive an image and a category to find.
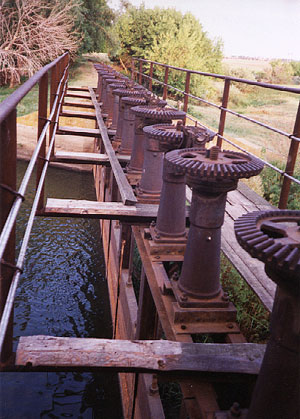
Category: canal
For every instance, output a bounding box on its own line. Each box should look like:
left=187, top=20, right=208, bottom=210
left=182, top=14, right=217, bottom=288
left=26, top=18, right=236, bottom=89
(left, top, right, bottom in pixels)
left=0, top=161, right=123, bottom=418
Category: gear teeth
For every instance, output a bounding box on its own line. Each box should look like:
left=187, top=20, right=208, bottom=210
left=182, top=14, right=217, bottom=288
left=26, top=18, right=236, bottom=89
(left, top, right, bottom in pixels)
left=235, top=210, right=300, bottom=283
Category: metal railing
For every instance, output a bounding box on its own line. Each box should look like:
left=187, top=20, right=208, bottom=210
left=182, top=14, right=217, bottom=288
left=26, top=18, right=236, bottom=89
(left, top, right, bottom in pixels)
left=0, top=52, right=69, bottom=363
left=131, top=58, right=300, bottom=209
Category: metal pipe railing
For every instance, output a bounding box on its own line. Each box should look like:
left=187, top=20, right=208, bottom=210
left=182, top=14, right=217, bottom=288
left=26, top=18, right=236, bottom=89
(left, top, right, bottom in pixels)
left=0, top=52, right=69, bottom=362
left=131, top=57, right=300, bottom=208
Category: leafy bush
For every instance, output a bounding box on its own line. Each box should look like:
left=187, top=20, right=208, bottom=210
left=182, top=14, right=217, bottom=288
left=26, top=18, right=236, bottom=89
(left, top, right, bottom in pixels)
left=113, top=5, right=223, bottom=98
left=260, top=161, right=300, bottom=209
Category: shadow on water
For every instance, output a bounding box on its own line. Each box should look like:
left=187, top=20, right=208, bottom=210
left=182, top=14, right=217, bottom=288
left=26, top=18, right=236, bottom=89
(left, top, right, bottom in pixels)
left=0, top=161, right=123, bottom=418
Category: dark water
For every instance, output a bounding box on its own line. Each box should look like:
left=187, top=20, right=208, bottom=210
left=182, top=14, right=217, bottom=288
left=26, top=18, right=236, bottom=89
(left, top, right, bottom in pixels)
left=0, top=161, right=123, bottom=418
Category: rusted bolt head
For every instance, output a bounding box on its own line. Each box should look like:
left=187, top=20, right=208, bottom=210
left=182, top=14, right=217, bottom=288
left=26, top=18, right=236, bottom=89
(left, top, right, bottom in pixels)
left=155, top=255, right=160, bottom=260
left=158, top=359, right=165, bottom=368
left=180, top=293, right=188, bottom=302
left=181, top=324, right=187, bottom=330
left=227, top=323, right=234, bottom=329
left=150, top=221, right=156, bottom=227
left=155, top=234, right=160, bottom=239
left=230, top=402, right=241, bottom=417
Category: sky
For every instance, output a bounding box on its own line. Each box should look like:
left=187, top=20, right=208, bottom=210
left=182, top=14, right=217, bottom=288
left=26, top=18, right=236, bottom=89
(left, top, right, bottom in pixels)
left=108, top=0, right=300, bottom=60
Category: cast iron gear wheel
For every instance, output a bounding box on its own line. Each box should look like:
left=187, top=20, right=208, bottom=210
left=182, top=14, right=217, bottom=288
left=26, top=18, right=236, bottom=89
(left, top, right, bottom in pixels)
left=121, top=97, right=147, bottom=106
left=234, top=210, right=300, bottom=282
left=112, top=88, right=147, bottom=97
left=143, top=123, right=184, bottom=150
left=166, top=147, right=264, bottom=180
left=131, top=106, right=186, bottom=121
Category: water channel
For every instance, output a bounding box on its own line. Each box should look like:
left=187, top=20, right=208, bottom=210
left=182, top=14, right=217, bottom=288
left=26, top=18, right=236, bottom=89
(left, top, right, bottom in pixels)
left=0, top=161, right=123, bottom=418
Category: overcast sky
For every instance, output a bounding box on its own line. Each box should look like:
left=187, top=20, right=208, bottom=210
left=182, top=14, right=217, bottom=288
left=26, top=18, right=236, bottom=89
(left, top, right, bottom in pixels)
left=108, top=0, right=300, bottom=60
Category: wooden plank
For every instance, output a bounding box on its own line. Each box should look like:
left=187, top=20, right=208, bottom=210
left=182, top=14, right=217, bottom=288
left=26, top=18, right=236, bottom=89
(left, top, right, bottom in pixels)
left=16, top=335, right=265, bottom=375
left=60, top=110, right=96, bottom=120
left=44, top=198, right=159, bottom=223
left=57, top=125, right=101, bottom=137
left=88, top=87, right=137, bottom=206
left=63, top=101, right=95, bottom=109
left=67, top=86, right=90, bottom=92
left=53, top=151, right=130, bottom=166
left=65, top=93, right=92, bottom=99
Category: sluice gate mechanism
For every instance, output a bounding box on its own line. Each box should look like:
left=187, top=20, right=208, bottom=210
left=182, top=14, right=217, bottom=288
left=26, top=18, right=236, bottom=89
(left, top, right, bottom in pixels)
left=0, top=55, right=299, bottom=418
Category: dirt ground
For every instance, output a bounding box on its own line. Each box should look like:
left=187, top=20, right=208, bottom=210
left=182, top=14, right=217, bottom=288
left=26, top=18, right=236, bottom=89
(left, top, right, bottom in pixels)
left=17, top=60, right=99, bottom=172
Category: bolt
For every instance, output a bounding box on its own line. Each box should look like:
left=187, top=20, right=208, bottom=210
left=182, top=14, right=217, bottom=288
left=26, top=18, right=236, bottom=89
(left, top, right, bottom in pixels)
left=181, top=324, right=187, bottom=330
left=230, top=402, right=241, bottom=417
left=149, top=374, right=159, bottom=395
left=227, top=323, right=234, bottom=329
left=209, top=146, right=220, bottom=161
left=158, top=359, right=165, bottom=369
left=180, top=293, right=188, bottom=302
left=155, top=255, right=160, bottom=260
left=172, top=272, right=179, bottom=281
left=155, top=234, right=160, bottom=239
left=222, top=292, right=229, bottom=302
left=206, top=236, right=212, bottom=242
left=150, top=221, right=156, bottom=227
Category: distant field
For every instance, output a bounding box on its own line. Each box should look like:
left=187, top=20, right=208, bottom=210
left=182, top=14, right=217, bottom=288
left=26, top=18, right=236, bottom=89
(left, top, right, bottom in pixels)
left=223, top=57, right=272, bottom=73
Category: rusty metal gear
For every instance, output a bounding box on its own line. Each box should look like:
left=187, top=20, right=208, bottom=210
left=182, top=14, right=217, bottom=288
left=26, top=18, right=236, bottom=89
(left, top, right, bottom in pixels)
left=131, top=106, right=186, bottom=121
left=181, top=125, right=216, bottom=148
left=166, top=147, right=264, bottom=181
left=112, top=88, right=146, bottom=98
left=121, top=96, right=147, bottom=106
left=143, top=123, right=184, bottom=151
left=235, top=210, right=300, bottom=282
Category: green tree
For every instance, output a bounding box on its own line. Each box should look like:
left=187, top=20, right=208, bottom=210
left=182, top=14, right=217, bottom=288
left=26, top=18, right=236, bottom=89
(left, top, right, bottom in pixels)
left=114, top=5, right=223, bottom=96
left=74, top=0, right=116, bottom=53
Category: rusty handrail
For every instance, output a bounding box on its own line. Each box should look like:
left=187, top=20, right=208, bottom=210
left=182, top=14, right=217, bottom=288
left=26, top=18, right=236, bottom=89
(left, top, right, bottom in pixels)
left=0, top=52, right=69, bottom=362
left=131, top=57, right=300, bottom=209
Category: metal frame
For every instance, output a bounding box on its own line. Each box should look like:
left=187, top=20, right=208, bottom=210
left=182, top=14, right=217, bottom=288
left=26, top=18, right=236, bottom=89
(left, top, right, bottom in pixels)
left=131, top=57, right=300, bottom=209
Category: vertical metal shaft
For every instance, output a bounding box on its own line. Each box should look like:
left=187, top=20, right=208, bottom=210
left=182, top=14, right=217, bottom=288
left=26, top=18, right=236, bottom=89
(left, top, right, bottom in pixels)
left=163, top=66, right=169, bottom=100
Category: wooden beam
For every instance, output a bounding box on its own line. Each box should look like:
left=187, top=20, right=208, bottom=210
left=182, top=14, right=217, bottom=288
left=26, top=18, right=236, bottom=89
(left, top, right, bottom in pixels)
left=60, top=110, right=96, bottom=120
left=57, top=125, right=101, bottom=137
left=65, top=93, right=92, bottom=99
left=43, top=198, right=160, bottom=223
left=53, top=151, right=130, bottom=166
left=88, top=87, right=137, bottom=206
left=63, top=101, right=94, bottom=109
left=67, top=86, right=90, bottom=92
left=16, top=335, right=265, bottom=375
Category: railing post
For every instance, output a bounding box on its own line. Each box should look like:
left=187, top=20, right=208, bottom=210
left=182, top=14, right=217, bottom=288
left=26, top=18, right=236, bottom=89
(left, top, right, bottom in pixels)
left=163, top=66, right=169, bottom=100
left=131, top=59, right=136, bottom=81
left=183, top=71, right=191, bottom=124
left=0, top=109, right=17, bottom=364
left=278, top=100, right=300, bottom=209
left=149, top=62, right=153, bottom=92
left=49, top=63, right=58, bottom=158
left=139, top=61, right=143, bottom=85
left=36, top=72, right=48, bottom=212
left=217, top=78, right=231, bottom=148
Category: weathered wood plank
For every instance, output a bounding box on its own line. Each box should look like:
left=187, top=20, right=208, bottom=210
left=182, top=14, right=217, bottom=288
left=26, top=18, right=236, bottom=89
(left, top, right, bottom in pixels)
left=43, top=198, right=160, bottom=223
left=60, top=110, right=96, bottom=120
left=53, top=151, right=130, bottom=166
left=65, top=92, right=92, bottom=99
left=16, top=335, right=265, bottom=375
left=67, top=86, right=90, bottom=92
left=63, top=101, right=95, bottom=109
left=57, top=125, right=101, bottom=137
left=88, top=87, right=137, bottom=206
